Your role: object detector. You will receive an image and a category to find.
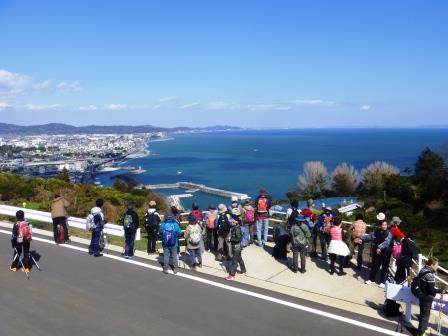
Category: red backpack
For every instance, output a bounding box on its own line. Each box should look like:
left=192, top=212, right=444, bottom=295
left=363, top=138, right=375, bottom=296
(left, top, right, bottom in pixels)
left=191, top=210, right=203, bottom=225
left=257, top=197, right=268, bottom=213
left=17, top=221, right=32, bottom=243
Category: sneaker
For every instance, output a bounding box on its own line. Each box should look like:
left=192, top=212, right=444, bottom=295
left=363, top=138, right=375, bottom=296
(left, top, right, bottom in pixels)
left=93, top=253, right=103, bottom=257
left=24, top=268, right=30, bottom=272
left=163, top=268, right=169, bottom=274
left=378, top=283, right=385, bottom=288
left=197, top=263, right=202, bottom=268
left=338, top=271, right=347, bottom=276
left=365, top=280, right=372, bottom=285
left=9, top=267, right=18, bottom=272
left=225, top=275, right=235, bottom=281
left=123, top=255, right=129, bottom=259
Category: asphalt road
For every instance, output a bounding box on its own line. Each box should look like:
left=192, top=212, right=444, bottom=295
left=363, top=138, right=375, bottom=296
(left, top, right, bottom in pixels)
left=0, top=231, right=401, bottom=336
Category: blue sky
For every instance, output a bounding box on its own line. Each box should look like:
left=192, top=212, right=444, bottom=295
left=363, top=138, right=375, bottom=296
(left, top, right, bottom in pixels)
left=0, top=0, right=447, bottom=128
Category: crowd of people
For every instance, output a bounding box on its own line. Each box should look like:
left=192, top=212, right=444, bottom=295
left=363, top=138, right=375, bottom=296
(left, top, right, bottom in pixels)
left=8, top=187, right=446, bottom=336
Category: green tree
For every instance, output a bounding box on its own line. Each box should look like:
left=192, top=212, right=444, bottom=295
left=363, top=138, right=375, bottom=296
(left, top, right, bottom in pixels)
left=331, top=163, right=360, bottom=196
left=298, top=161, right=328, bottom=198
left=56, top=167, right=71, bottom=183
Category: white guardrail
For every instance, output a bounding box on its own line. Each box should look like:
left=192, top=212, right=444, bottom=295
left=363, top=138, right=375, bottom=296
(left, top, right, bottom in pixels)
left=0, top=204, right=141, bottom=241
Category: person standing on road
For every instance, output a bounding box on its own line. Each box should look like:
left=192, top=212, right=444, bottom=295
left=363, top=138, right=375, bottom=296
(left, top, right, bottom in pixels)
left=121, top=202, right=139, bottom=259
left=363, top=213, right=393, bottom=287
left=254, top=188, right=272, bottom=246
left=315, top=206, right=334, bottom=261
left=241, top=199, right=256, bottom=244
left=225, top=213, right=247, bottom=280
left=204, top=204, right=218, bottom=252
left=159, top=211, right=182, bottom=274
left=349, top=213, right=367, bottom=269
left=216, top=204, right=232, bottom=262
left=10, top=210, right=32, bottom=272
left=88, top=199, right=105, bottom=257
left=290, top=215, right=311, bottom=274
left=417, top=257, right=446, bottom=336
left=184, top=214, right=203, bottom=269
left=144, top=200, right=161, bottom=254
left=394, top=234, right=420, bottom=284
left=328, top=217, right=350, bottom=276
left=272, top=223, right=290, bottom=260
left=51, top=194, right=70, bottom=244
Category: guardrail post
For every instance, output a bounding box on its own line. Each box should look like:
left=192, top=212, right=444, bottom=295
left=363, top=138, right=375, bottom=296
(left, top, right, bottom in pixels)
left=418, top=253, right=423, bottom=272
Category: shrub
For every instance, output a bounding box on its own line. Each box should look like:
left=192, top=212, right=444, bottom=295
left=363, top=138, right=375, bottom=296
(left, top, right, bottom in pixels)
left=298, top=161, right=328, bottom=198
left=360, top=161, right=399, bottom=195
left=331, top=163, right=360, bottom=196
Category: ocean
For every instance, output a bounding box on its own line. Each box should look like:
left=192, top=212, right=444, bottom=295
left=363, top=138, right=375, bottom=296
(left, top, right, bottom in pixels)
left=97, top=129, right=448, bottom=209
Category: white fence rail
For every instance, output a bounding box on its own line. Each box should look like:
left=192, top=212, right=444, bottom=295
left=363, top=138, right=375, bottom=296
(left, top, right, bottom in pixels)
left=0, top=204, right=141, bottom=241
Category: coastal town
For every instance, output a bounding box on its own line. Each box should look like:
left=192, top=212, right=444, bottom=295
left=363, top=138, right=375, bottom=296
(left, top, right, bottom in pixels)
left=0, top=132, right=166, bottom=183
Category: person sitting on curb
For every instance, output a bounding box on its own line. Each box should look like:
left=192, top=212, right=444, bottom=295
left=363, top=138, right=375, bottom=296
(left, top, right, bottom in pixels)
left=225, top=212, right=247, bottom=281
left=184, top=214, right=203, bottom=269
left=290, top=215, right=311, bottom=274
left=159, top=211, right=182, bottom=274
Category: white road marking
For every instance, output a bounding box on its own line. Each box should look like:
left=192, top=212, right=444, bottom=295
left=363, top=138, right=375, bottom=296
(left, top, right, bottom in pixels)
left=0, top=229, right=400, bottom=335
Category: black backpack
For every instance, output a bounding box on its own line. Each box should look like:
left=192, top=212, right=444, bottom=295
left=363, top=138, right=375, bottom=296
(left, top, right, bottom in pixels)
left=144, top=212, right=159, bottom=232
left=411, top=269, right=431, bottom=297
left=230, top=225, right=242, bottom=245
left=383, top=299, right=401, bottom=317
left=218, top=213, right=231, bottom=236
left=288, top=208, right=300, bottom=227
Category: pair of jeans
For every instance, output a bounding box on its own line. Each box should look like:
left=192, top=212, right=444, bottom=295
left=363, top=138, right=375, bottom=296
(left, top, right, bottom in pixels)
left=369, top=250, right=390, bottom=283
left=205, top=227, right=218, bottom=251
left=230, top=245, right=246, bottom=276
left=124, top=230, right=136, bottom=257
left=52, top=216, right=69, bottom=243
left=147, top=230, right=158, bottom=253
left=256, top=218, right=269, bottom=245
left=163, top=245, right=178, bottom=269
left=89, top=228, right=102, bottom=256
left=11, top=241, right=31, bottom=268
left=292, top=244, right=307, bottom=272
left=417, top=295, right=434, bottom=335
left=188, top=248, right=202, bottom=267
left=318, top=230, right=329, bottom=259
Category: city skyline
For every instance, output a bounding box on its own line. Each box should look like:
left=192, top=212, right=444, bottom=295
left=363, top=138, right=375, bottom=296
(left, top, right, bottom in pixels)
left=1, top=0, right=447, bottom=128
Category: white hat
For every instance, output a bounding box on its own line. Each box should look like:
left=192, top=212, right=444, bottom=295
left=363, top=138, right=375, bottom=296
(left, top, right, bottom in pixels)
left=376, top=212, right=386, bottom=221
left=218, top=204, right=228, bottom=214
left=231, top=196, right=238, bottom=202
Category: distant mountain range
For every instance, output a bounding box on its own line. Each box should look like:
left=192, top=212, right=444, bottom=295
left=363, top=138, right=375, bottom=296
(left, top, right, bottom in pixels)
left=0, top=123, right=241, bottom=135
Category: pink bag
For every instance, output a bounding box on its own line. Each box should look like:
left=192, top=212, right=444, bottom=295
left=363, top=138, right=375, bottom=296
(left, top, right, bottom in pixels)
left=392, top=243, right=402, bottom=259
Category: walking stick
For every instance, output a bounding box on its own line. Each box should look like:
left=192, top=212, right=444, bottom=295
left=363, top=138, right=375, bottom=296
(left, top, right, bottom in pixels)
left=13, top=247, right=30, bottom=279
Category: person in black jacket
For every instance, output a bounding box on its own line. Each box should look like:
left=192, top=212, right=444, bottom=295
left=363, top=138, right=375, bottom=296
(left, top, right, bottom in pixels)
left=10, top=210, right=31, bottom=272
left=394, top=234, right=420, bottom=284
left=122, top=202, right=139, bottom=259
left=272, top=223, right=290, bottom=260
left=417, top=257, right=446, bottom=336
left=225, top=218, right=246, bottom=281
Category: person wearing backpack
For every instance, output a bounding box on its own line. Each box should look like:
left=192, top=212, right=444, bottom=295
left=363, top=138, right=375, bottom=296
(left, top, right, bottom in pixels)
left=241, top=199, right=255, bottom=244
left=290, top=215, right=311, bottom=274
left=363, top=215, right=393, bottom=288
left=395, top=234, right=420, bottom=284
left=144, top=200, right=161, bottom=254
left=51, top=194, right=70, bottom=244
left=315, top=207, right=333, bottom=261
left=159, top=211, right=182, bottom=274
left=254, top=188, right=272, bottom=246
left=415, top=258, right=447, bottom=336
left=327, top=217, right=350, bottom=276
left=272, top=223, right=290, bottom=260
left=88, top=199, right=105, bottom=257
left=225, top=214, right=247, bottom=281
left=10, top=210, right=32, bottom=272
left=190, top=202, right=203, bottom=227
left=204, top=204, right=218, bottom=252
left=121, top=202, right=139, bottom=259
left=286, top=200, right=301, bottom=230
left=216, top=203, right=232, bottom=262
left=184, top=215, right=203, bottom=269
left=349, top=213, right=367, bottom=269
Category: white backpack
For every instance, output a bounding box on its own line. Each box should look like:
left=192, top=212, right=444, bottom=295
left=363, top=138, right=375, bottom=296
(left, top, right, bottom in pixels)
left=188, top=225, right=201, bottom=246
left=86, top=214, right=96, bottom=231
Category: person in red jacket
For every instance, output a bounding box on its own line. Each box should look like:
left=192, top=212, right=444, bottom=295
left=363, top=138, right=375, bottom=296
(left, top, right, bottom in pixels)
left=389, top=216, right=405, bottom=240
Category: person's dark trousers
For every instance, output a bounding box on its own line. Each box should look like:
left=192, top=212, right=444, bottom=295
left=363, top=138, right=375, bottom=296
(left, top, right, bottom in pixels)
left=147, top=230, right=158, bottom=253
left=329, top=253, right=344, bottom=274
left=311, top=226, right=318, bottom=254
left=273, top=235, right=289, bottom=260
left=292, top=244, right=307, bottom=272
left=230, top=246, right=246, bottom=276
left=124, top=230, right=136, bottom=257
left=205, top=228, right=218, bottom=251
left=89, top=228, right=102, bottom=256
left=318, top=230, right=328, bottom=260
left=379, top=252, right=391, bottom=284
left=354, top=241, right=365, bottom=268
left=369, top=249, right=381, bottom=282
left=417, top=295, right=434, bottom=335
left=188, top=248, right=202, bottom=267
left=11, top=241, right=31, bottom=269
left=369, top=250, right=389, bottom=283
left=52, top=217, right=69, bottom=243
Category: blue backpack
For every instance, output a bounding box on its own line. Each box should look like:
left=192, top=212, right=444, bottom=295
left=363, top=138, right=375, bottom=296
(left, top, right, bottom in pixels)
left=162, top=221, right=176, bottom=247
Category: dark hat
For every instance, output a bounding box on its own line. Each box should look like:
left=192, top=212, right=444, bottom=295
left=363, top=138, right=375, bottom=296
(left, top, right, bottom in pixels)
left=208, top=204, right=216, bottom=210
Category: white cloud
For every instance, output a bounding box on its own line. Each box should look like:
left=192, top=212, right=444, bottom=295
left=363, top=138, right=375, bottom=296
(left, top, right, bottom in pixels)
left=0, top=69, right=32, bottom=95
left=206, top=101, right=229, bottom=110
left=0, top=101, right=12, bottom=110
left=79, top=104, right=98, bottom=111
left=288, top=99, right=336, bottom=107
left=25, top=104, right=62, bottom=110
left=159, top=96, right=177, bottom=102
left=33, top=80, right=52, bottom=90
left=181, top=102, right=200, bottom=109
left=361, top=104, right=371, bottom=110
left=104, top=104, right=127, bottom=110
left=57, top=81, right=81, bottom=92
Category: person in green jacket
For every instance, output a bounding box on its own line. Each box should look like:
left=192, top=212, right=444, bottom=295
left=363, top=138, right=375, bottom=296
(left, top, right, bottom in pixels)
left=290, top=215, right=311, bottom=274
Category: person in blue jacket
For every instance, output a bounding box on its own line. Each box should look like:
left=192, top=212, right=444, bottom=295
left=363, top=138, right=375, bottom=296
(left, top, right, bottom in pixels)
left=159, top=210, right=182, bottom=274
